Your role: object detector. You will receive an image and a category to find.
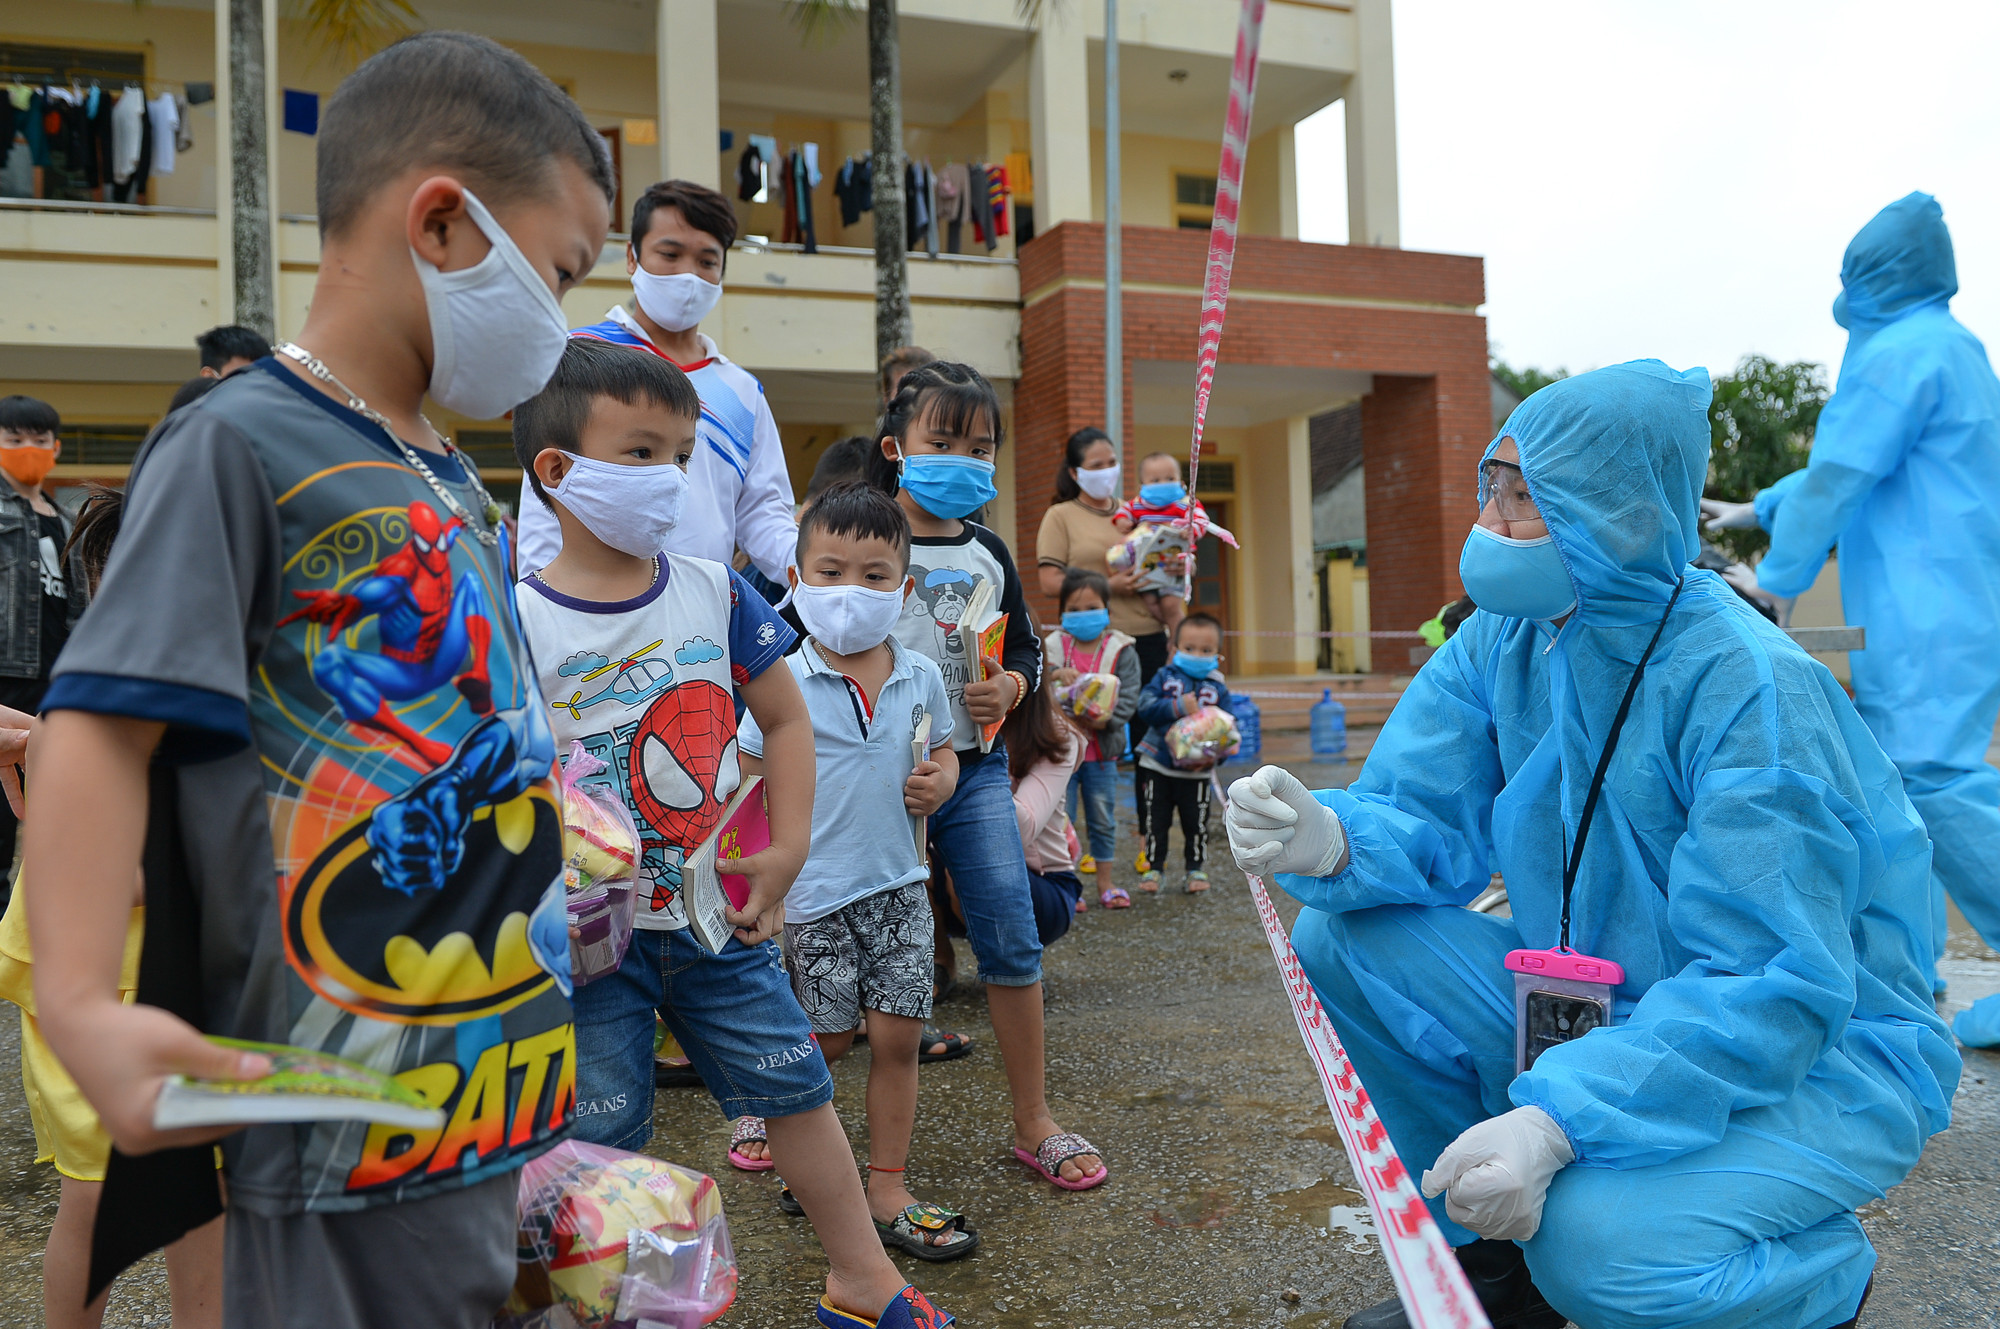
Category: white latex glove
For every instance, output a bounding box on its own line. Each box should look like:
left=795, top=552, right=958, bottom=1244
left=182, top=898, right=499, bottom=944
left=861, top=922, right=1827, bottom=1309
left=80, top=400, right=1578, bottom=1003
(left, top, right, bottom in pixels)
left=1421, top=1106, right=1574, bottom=1241
left=1225, top=765, right=1348, bottom=878
left=1698, top=497, right=1759, bottom=531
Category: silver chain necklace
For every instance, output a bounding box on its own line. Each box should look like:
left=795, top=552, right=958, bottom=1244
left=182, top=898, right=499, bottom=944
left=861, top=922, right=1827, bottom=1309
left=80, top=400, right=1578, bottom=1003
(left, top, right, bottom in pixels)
left=275, top=342, right=503, bottom=547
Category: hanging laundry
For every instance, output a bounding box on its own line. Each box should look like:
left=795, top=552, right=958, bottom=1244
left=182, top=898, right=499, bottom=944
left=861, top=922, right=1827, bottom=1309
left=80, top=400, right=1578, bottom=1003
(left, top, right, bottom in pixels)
left=148, top=92, right=180, bottom=175
left=173, top=92, right=193, bottom=153
left=87, top=87, right=115, bottom=190
left=110, top=85, right=144, bottom=183
left=282, top=89, right=318, bottom=136
left=938, top=161, right=968, bottom=254
left=834, top=155, right=872, bottom=227
left=737, top=140, right=762, bottom=201
left=110, top=91, right=153, bottom=202
left=780, top=148, right=800, bottom=243
left=1005, top=151, right=1033, bottom=207
left=924, top=159, right=939, bottom=258
left=904, top=160, right=932, bottom=251
left=803, top=141, right=821, bottom=189
left=793, top=148, right=817, bottom=253
left=184, top=81, right=214, bottom=106
left=966, top=162, right=993, bottom=250
left=988, top=164, right=1010, bottom=239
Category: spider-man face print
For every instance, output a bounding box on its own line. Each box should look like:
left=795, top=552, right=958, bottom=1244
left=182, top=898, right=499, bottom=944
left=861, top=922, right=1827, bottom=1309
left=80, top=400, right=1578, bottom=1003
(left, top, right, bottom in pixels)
left=628, top=678, right=741, bottom=850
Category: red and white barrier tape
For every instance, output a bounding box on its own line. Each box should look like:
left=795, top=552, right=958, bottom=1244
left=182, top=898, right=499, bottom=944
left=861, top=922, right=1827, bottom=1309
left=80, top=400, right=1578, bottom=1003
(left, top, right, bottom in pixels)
left=1224, top=630, right=1428, bottom=639
left=1181, top=0, right=1265, bottom=598
left=1245, top=870, right=1490, bottom=1329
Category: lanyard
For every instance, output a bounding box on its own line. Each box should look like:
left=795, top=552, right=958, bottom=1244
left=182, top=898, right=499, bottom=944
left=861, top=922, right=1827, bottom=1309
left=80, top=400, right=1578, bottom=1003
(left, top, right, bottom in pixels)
left=1558, top=577, right=1684, bottom=951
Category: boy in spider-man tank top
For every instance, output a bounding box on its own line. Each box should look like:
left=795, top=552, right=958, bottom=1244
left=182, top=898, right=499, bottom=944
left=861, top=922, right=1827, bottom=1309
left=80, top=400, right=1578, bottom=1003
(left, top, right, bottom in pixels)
left=512, top=339, right=952, bottom=1329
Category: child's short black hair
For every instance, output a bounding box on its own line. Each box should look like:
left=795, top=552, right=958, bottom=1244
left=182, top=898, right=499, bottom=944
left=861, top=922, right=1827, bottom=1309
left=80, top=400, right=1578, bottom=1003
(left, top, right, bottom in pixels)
left=1059, top=566, right=1110, bottom=612
left=169, top=376, right=221, bottom=413
left=317, top=31, right=615, bottom=239
left=512, top=339, right=702, bottom=509
left=1139, top=450, right=1181, bottom=475
left=862, top=361, right=1005, bottom=496
left=797, top=481, right=912, bottom=571
left=630, top=179, right=738, bottom=257
left=0, top=395, right=59, bottom=435
left=806, top=436, right=872, bottom=500
left=195, top=324, right=272, bottom=371
left=1174, top=611, right=1223, bottom=646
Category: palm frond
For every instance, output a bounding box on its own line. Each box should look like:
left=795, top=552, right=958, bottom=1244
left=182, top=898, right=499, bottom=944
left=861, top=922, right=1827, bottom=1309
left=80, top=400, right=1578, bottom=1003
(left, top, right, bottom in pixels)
left=288, top=0, right=420, bottom=70
left=786, top=0, right=862, bottom=47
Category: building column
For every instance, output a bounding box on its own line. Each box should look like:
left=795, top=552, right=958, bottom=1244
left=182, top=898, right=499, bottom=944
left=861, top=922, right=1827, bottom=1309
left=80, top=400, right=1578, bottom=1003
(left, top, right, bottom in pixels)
left=657, top=0, right=720, bottom=189
left=1344, top=0, right=1400, bottom=247
left=1239, top=416, right=1319, bottom=675
left=1028, top=4, right=1091, bottom=229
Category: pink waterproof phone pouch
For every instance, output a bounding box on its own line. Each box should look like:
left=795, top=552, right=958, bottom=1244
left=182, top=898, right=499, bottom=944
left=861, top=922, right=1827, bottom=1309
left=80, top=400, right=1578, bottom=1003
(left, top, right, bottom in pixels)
left=1506, top=948, right=1623, bottom=1075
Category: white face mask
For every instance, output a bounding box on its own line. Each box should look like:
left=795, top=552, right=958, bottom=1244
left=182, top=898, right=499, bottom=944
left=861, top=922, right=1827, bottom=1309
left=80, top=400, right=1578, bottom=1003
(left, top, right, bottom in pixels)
left=412, top=190, right=571, bottom=420
left=632, top=266, right=723, bottom=334
left=1075, top=463, right=1122, bottom=502
left=551, top=456, right=689, bottom=557
left=793, top=580, right=909, bottom=657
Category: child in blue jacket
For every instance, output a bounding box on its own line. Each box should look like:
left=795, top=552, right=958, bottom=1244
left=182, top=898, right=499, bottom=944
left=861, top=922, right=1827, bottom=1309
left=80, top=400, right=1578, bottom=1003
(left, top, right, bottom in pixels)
left=1132, top=613, right=1230, bottom=892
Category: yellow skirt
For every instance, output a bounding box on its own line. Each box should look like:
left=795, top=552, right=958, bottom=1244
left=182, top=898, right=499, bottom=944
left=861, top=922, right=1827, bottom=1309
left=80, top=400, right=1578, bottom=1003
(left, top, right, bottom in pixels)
left=0, top=876, right=144, bottom=1182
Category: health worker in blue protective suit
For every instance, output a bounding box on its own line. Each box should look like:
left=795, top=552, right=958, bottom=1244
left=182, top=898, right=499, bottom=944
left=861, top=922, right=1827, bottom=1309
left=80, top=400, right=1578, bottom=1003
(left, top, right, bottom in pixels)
left=1227, top=361, right=1958, bottom=1329
left=1723, top=193, right=2000, bottom=1048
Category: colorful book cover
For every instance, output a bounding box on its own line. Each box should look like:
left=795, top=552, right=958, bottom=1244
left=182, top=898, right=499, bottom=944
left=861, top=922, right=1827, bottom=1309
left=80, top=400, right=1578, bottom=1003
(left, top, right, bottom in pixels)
left=152, top=1036, right=445, bottom=1131
left=953, top=579, right=1010, bottom=752
left=684, top=777, right=768, bottom=954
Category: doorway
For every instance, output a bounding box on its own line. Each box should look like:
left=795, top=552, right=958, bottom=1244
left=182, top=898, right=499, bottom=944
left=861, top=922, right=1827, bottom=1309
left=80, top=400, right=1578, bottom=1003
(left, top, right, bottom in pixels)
left=1189, top=500, right=1231, bottom=629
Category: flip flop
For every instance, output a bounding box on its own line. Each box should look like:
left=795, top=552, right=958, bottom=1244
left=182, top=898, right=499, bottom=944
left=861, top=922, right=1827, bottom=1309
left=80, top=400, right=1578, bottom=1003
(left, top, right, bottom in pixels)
left=875, top=1203, right=981, bottom=1262
left=728, top=1115, right=774, bottom=1172
left=1099, top=885, right=1132, bottom=909
left=1185, top=871, right=1211, bottom=894
left=777, top=1178, right=804, bottom=1216
left=1014, top=1131, right=1108, bottom=1192
left=816, top=1285, right=954, bottom=1329
left=918, top=1026, right=973, bottom=1064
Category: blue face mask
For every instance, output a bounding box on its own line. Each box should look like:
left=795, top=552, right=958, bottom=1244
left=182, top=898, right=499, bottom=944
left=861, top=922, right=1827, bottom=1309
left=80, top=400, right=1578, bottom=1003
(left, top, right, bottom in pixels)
left=898, top=451, right=999, bottom=520
left=1458, top=523, right=1576, bottom=621
left=1140, top=481, right=1187, bottom=508
left=1062, top=608, right=1110, bottom=641
left=1173, top=650, right=1219, bottom=678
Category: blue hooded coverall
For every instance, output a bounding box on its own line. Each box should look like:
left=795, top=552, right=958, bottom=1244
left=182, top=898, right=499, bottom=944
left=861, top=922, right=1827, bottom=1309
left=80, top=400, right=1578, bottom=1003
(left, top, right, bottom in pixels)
left=1284, top=362, right=1957, bottom=1329
left=1753, top=193, right=2000, bottom=1043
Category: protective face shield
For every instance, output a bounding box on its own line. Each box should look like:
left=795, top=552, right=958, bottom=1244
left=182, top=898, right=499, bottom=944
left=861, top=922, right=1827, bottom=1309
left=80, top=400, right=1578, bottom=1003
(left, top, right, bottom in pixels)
left=551, top=455, right=689, bottom=557
left=897, top=449, right=999, bottom=520
left=632, top=266, right=723, bottom=333
left=1075, top=463, right=1122, bottom=502
left=413, top=190, right=571, bottom=420
left=792, top=579, right=909, bottom=656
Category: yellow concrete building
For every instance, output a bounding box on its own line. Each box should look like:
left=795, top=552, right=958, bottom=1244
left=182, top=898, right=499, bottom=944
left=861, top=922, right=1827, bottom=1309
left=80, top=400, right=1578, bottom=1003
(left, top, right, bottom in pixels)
left=0, top=0, right=1448, bottom=672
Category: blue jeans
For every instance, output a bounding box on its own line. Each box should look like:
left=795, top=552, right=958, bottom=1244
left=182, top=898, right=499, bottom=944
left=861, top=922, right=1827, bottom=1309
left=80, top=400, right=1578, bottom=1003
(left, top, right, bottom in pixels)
left=569, top=926, right=833, bottom=1151
left=929, top=743, right=1043, bottom=987
left=1065, top=758, right=1119, bottom=861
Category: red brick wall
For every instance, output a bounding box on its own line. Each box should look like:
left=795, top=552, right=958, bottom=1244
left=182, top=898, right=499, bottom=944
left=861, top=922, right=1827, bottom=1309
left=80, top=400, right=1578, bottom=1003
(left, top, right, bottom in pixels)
left=1016, top=221, right=1489, bottom=662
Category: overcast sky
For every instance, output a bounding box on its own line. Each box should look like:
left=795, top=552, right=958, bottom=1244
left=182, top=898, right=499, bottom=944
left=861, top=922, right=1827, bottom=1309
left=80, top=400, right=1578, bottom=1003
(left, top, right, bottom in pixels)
left=1294, top=0, right=2000, bottom=383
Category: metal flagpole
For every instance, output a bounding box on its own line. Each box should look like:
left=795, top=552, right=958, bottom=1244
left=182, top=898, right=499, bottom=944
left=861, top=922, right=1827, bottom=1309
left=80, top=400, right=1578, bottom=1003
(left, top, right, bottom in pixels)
left=1104, top=0, right=1122, bottom=453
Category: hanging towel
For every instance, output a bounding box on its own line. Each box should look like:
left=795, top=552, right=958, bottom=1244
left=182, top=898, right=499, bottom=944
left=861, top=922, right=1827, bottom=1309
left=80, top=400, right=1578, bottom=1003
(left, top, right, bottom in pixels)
left=748, top=133, right=778, bottom=164
left=989, top=165, right=1010, bottom=239
left=803, top=141, right=821, bottom=188
left=110, top=85, right=143, bottom=183
left=173, top=93, right=193, bottom=153
left=1005, top=151, right=1033, bottom=206
left=148, top=93, right=180, bottom=175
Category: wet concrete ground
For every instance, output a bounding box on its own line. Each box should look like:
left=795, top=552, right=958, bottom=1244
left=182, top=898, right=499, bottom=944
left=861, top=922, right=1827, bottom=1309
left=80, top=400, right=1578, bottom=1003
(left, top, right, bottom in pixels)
left=1, top=738, right=1995, bottom=1327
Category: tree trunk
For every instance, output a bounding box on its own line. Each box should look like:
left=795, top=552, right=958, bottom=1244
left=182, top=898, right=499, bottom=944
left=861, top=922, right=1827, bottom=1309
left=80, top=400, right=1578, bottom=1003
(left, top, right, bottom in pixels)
left=868, top=0, right=911, bottom=363
left=230, top=0, right=275, bottom=339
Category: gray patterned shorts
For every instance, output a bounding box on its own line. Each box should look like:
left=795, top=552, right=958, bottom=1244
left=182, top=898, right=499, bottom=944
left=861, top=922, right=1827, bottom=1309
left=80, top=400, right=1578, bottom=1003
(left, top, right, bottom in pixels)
left=782, top=880, right=935, bottom=1033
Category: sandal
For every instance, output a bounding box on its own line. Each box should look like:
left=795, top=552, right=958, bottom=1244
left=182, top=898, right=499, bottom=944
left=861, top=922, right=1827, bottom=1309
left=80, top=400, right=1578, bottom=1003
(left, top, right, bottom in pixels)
left=1099, top=885, right=1132, bottom=909
left=1137, top=869, right=1162, bottom=893
left=874, top=1202, right=981, bottom=1262
left=1013, top=1131, right=1108, bottom=1192
left=932, top=961, right=957, bottom=1002
left=776, top=1178, right=805, bottom=1216
left=918, top=1026, right=974, bottom=1064
left=816, top=1285, right=954, bottom=1329
left=1185, top=870, right=1210, bottom=894
left=728, top=1115, right=774, bottom=1172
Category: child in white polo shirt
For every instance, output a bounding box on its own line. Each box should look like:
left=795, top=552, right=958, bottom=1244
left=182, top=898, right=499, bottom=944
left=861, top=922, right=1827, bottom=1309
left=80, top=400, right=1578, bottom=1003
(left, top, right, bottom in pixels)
left=740, top=482, right=977, bottom=1263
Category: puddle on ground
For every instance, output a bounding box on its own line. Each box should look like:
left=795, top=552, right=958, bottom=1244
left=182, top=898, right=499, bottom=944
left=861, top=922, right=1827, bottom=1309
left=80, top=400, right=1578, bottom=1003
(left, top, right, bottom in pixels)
left=1271, top=1176, right=1379, bottom=1250
left=1325, top=1205, right=1380, bottom=1253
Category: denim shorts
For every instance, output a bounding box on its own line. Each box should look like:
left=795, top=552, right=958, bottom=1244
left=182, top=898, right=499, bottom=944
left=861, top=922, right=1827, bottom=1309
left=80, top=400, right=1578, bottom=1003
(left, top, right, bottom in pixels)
left=929, top=742, right=1044, bottom=987
left=570, top=925, right=833, bottom=1150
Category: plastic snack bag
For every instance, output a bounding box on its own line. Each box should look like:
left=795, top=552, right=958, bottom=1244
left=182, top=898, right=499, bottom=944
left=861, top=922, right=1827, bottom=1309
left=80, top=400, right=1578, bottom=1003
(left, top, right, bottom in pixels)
left=1061, top=672, right=1120, bottom=727
left=560, top=741, right=641, bottom=987
left=1165, top=705, right=1241, bottom=770
left=500, top=1140, right=737, bottom=1329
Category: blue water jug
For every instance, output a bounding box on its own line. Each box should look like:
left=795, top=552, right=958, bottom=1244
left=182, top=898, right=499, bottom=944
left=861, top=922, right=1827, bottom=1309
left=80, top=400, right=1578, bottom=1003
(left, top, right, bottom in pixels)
left=1227, top=692, right=1261, bottom=764
left=1310, top=688, right=1347, bottom=761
